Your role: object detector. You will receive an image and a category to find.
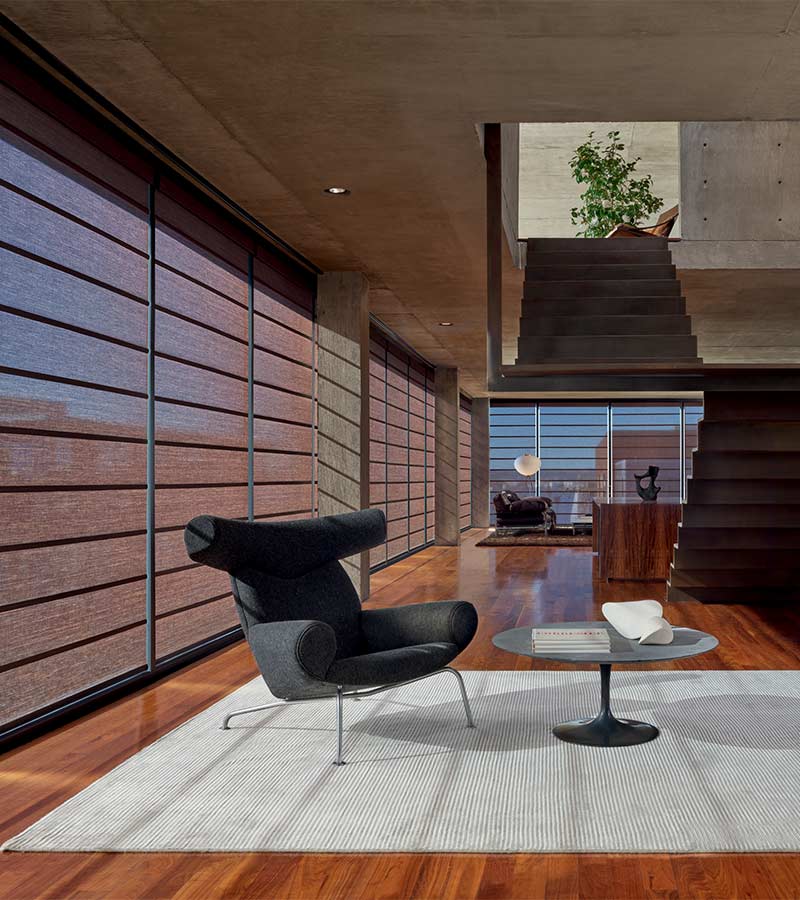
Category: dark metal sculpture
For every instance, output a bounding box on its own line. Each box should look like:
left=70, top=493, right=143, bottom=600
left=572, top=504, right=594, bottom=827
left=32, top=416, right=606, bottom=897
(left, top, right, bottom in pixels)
left=634, top=465, right=661, bottom=502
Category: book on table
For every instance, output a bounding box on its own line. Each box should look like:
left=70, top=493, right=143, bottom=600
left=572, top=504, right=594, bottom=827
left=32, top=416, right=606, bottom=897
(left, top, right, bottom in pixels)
left=531, top=627, right=610, bottom=653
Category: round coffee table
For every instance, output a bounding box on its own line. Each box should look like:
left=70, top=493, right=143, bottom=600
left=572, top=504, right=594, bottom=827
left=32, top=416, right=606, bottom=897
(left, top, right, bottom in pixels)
left=493, top=621, right=718, bottom=747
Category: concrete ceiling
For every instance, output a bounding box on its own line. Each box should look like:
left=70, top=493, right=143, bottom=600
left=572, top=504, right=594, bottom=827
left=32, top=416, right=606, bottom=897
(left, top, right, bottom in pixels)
left=2, top=1, right=800, bottom=395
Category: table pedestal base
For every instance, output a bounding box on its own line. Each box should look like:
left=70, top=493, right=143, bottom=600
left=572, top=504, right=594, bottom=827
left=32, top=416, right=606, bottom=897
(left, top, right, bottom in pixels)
left=552, top=663, right=659, bottom=747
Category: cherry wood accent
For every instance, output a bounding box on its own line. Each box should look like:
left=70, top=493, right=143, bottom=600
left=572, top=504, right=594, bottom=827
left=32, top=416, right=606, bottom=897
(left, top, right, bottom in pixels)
left=3, top=534, right=800, bottom=899
left=594, top=501, right=682, bottom=581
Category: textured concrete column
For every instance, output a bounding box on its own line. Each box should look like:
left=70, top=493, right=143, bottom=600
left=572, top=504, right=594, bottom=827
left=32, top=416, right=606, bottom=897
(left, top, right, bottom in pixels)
left=471, top=397, right=490, bottom=528
left=435, top=367, right=460, bottom=545
left=316, top=272, right=370, bottom=599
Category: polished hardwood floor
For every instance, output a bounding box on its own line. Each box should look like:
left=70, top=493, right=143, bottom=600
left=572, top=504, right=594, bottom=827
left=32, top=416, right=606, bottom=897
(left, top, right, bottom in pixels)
left=3, top=531, right=800, bottom=900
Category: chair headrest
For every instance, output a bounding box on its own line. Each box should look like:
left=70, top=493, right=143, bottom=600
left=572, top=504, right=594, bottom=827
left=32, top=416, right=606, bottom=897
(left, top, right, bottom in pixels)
left=184, top=509, right=386, bottom=577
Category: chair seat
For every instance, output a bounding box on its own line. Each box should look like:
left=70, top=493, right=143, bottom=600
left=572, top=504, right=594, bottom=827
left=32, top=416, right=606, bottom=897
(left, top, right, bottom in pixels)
left=327, top=641, right=459, bottom=687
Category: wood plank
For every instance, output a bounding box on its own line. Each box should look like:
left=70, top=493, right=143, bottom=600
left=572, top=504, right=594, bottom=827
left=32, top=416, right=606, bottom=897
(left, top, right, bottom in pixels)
left=3, top=537, right=800, bottom=897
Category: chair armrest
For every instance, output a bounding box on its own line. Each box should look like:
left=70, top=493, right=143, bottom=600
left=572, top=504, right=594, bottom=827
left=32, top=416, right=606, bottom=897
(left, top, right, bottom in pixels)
left=360, top=601, right=478, bottom=654
left=247, top=620, right=337, bottom=699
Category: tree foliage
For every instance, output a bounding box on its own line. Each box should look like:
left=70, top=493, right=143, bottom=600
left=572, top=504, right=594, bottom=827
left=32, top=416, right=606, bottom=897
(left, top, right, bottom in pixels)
left=569, top=131, right=663, bottom=238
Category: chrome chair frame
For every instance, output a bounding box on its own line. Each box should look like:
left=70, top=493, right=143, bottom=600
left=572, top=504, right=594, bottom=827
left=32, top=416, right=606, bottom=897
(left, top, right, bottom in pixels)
left=220, top=666, right=476, bottom=766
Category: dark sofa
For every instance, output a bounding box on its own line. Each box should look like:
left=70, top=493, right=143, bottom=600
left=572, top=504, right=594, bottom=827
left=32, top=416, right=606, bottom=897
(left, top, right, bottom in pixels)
left=493, top=491, right=555, bottom=531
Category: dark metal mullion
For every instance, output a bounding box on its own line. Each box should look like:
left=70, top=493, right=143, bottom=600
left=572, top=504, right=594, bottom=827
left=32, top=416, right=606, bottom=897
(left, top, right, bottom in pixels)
left=680, top=401, right=687, bottom=503
left=383, top=341, right=389, bottom=561
left=406, top=355, right=411, bottom=554
left=247, top=254, right=255, bottom=521
left=145, top=177, right=158, bottom=670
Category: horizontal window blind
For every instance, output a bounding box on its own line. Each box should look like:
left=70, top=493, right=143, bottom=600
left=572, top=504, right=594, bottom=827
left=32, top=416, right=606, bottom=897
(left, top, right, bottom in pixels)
left=489, top=401, right=704, bottom=524
left=459, top=395, right=472, bottom=530
left=368, top=327, right=435, bottom=568
left=0, top=53, right=316, bottom=741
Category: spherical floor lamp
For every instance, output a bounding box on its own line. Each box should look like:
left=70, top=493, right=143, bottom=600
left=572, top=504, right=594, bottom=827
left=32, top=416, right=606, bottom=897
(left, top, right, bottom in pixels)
left=514, top=453, right=541, bottom=495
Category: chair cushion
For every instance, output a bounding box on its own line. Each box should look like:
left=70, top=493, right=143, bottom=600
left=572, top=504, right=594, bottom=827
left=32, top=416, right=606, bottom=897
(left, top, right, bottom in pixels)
left=326, top=641, right=458, bottom=687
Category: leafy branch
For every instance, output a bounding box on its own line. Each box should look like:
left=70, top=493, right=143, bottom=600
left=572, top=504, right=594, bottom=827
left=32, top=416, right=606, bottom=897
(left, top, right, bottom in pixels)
left=569, top=131, right=663, bottom=238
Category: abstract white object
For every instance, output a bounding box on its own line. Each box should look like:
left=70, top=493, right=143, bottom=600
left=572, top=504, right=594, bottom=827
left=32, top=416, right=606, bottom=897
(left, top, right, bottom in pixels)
left=514, top=454, right=541, bottom=477
left=602, top=599, right=674, bottom=645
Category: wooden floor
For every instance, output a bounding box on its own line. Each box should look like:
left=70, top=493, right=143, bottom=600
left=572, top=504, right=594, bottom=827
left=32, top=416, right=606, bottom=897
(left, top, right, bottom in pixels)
left=3, top=531, right=800, bottom=900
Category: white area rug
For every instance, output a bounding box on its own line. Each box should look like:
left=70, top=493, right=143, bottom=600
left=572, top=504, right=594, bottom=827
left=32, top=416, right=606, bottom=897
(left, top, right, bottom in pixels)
left=5, top=670, right=800, bottom=853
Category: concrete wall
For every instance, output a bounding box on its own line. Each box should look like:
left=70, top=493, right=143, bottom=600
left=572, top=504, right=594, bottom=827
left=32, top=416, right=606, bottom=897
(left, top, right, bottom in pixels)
left=501, top=124, right=522, bottom=267
left=316, top=272, right=371, bottom=599
left=518, top=122, right=680, bottom=238
left=435, top=367, right=461, bottom=546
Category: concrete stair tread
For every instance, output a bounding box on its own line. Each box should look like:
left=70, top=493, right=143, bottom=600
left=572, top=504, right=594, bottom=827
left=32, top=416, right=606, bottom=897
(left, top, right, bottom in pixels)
left=526, top=264, right=676, bottom=281
left=519, top=314, right=692, bottom=337
left=527, top=237, right=667, bottom=251
left=527, top=250, right=671, bottom=266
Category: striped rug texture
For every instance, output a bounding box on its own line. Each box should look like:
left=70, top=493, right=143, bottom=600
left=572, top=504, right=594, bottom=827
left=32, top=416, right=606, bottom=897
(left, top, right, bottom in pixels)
left=5, top=670, right=800, bottom=853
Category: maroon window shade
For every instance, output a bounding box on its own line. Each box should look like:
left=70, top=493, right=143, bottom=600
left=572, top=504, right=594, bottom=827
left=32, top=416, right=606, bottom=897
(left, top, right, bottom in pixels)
left=0, top=85, right=149, bottom=729
left=0, top=57, right=317, bottom=741
left=368, top=327, right=436, bottom=567
left=459, top=396, right=473, bottom=530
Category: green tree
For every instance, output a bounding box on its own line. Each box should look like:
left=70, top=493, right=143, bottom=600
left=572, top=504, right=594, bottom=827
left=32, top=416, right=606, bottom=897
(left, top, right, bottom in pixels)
left=569, top=130, right=663, bottom=238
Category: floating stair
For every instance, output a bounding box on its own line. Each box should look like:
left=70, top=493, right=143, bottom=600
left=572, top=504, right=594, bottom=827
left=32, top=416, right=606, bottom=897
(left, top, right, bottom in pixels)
left=517, top=237, right=701, bottom=366
left=668, top=392, right=800, bottom=604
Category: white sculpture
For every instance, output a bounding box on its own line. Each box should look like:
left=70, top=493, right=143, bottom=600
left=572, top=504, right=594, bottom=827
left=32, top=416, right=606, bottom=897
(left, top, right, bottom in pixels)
left=601, top=599, right=674, bottom=645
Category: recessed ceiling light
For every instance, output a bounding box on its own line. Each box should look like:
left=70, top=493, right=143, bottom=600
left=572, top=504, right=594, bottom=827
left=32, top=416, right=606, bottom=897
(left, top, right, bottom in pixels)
left=438, top=321, right=454, bottom=327
left=323, top=187, right=350, bottom=195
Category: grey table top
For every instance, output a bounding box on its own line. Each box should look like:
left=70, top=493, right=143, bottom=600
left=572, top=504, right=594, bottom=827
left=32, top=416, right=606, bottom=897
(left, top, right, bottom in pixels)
left=492, top=621, right=718, bottom=664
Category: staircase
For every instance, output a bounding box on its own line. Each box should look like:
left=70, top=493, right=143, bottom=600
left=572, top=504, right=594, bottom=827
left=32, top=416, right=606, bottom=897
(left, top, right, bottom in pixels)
left=668, top=392, right=800, bottom=604
left=518, top=237, right=701, bottom=365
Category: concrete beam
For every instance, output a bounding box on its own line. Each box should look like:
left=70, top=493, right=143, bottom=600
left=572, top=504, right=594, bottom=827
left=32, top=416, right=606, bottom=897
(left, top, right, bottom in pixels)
left=435, top=367, right=461, bottom=546
left=316, top=272, right=370, bottom=599
left=471, top=397, right=490, bottom=528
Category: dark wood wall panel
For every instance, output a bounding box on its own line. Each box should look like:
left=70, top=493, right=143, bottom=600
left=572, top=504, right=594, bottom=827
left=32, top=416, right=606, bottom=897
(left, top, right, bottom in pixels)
left=0, top=58, right=316, bottom=740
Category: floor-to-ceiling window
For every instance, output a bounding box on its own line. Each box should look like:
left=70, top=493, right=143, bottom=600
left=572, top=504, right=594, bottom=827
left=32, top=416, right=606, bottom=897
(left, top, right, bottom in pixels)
left=368, top=326, right=436, bottom=568
left=459, top=395, right=473, bottom=530
left=0, top=53, right=316, bottom=743
left=489, top=401, right=703, bottom=523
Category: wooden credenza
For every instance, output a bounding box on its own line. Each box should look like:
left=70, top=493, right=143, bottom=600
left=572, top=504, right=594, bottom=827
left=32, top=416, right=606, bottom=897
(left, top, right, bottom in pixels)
left=593, top=501, right=682, bottom=581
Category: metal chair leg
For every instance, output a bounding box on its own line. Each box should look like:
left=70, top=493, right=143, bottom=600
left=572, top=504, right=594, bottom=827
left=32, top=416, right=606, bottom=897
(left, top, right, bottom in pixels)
left=333, top=685, right=345, bottom=766
left=444, top=666, right=477, bottom=728
left=220, top=700, right=287, bottom=730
